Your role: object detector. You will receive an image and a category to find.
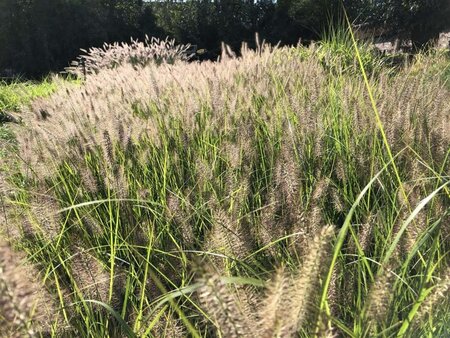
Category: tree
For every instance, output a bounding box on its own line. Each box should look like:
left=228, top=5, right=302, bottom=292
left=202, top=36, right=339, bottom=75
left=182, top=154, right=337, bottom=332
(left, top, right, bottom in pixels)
left=348, top=0, right=450, bottom=47
left=1, top=0, right=448, bottom=78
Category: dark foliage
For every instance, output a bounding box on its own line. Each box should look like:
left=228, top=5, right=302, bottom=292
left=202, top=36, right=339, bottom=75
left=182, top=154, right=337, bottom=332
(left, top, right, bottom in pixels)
left=0, top=0, right=448, bottom=78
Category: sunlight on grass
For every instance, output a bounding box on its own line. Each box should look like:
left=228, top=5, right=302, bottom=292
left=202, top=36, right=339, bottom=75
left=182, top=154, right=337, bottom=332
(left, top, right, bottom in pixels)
left=0, top=29, right=449, bottom=337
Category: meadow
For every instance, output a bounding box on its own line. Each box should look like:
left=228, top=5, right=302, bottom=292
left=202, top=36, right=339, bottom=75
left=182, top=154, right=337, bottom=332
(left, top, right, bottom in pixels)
left=0, top=32, right=449, bottom=337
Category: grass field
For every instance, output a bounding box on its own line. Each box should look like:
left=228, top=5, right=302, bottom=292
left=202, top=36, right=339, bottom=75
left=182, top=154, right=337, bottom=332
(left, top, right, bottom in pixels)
left=0, top=33, right=449, bottom=337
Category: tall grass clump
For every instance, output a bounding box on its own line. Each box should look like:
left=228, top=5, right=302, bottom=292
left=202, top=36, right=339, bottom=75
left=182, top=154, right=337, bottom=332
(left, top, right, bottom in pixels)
left=0, top=32, right=449, bottom=337
left=66, top=36, right=192, bottom=77
left=317, top=24, right=389, bottom=76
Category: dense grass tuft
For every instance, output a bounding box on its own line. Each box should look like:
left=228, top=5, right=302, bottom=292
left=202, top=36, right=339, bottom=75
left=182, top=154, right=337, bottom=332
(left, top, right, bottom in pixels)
left=0, top=37, right=449, bottom=337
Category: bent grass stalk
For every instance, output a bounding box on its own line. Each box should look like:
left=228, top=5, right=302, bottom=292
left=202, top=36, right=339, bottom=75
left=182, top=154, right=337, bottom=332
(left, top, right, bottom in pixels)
left=1, top=27, right=449, bottom=336
left=318, top=149, right=404, bottom=320
left=394, top=182, right=450, bottom=336
left=342, top=5, right=410, bottom=209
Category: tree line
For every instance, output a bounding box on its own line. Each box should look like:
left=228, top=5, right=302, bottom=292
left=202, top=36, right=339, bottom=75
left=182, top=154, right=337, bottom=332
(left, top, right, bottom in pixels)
left=0, top=0, right=449, bottom=78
